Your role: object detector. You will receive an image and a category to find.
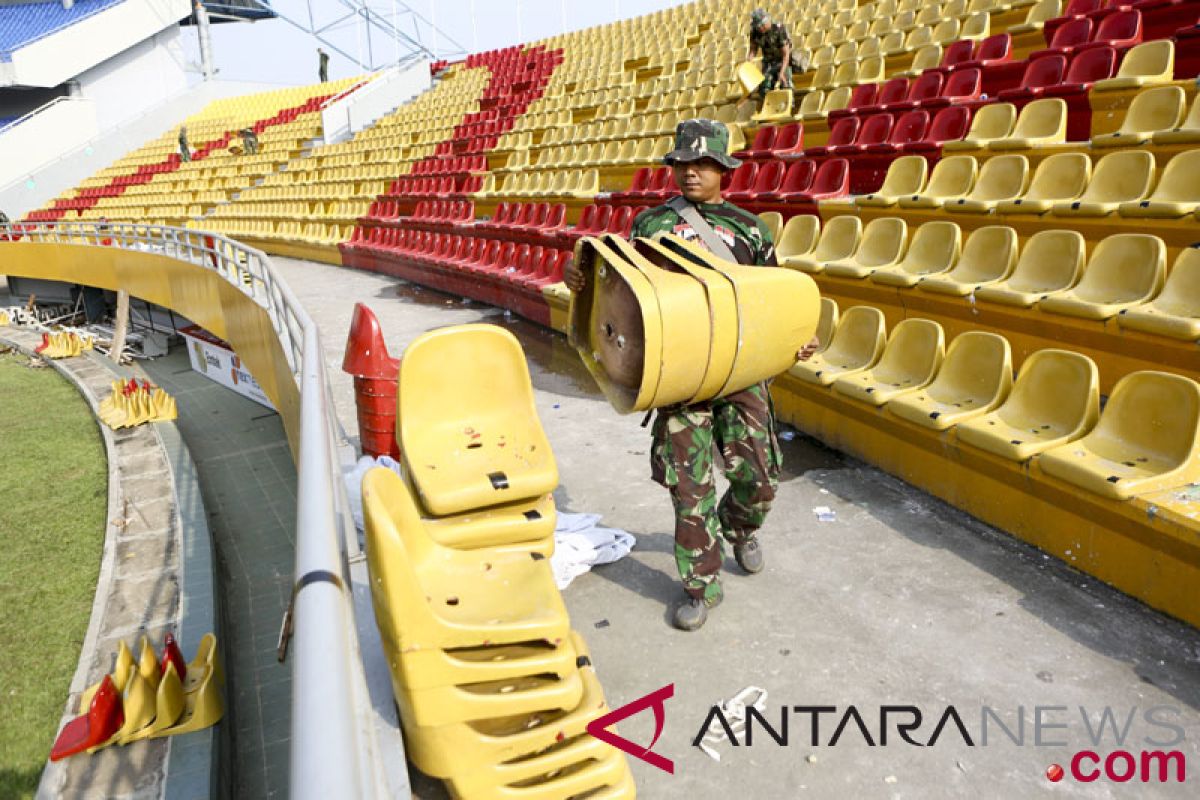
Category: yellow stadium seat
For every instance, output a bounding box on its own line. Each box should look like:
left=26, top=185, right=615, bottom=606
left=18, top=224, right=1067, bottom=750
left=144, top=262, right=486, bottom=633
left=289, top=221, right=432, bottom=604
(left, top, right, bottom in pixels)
left=759, top=211, right=784, bottom=241
left=1038, top=233, right=1166, bottom=320
left=1118, top=247, right=1200, bottom=340
left=1051, top=149, right=1155, bottom=217
left=789, top=305, right=887, bottom=385
left=902, top=44, right=944, bottom=78
left=785, top=215, right=861, bottom=273
left=362, top=467, right=570, bottom=654
left=832, top=318, right=946, bottom=405
left=1038, top=371, right=1200, bottom=500
left=989, top=98, right=1067, bottom=150
left=918, top=226, right=1020, bottom=296
left=898, top=155, right=978, bottom=208
left=778, top=216, right=821, bottom=266
left=871, top=220, right=962, bottom=286
left=887, top=332, right=1013, bottom=431
left=956, top=349, right=1100, bottom=462
left=398, top=325, right=557, bottom=516
left=903, top=25, right=935, bottom=53
left=1092, top=86, right=1186, bottom=148
left=945, top=154, right=1031, bottom=213
left=812, top=45, right=836, bottom=69
left=824, top=217, right=909, bottom=278
left=397, top=666, right=584, bottom=728
left=423, top=493, right=555, bottom=554
left=882, top=31, right=908, bottom=56
left=815, top=297, right=839, bottom=353
left=857, top=155, right=929, bottom=207
left=973, top=229, right=1086, bottom=307
left=995, top=152, right=1091, bottom=214
left=1093, top=40, right=1175, bottom=92
left=1152, top=92, right=1200, bottom=145
left=798, top=89, right=827, bottom=118
left=1118, top=149, right=1200, bottom=218
left=934, top=19, right=965, bottom=46
left=854, top=56, right=886, bottom=85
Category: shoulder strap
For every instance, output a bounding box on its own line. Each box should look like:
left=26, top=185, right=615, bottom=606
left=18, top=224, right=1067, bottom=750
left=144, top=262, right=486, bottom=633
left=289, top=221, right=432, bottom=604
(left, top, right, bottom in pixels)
left=666, top=196, right=738, bottom=263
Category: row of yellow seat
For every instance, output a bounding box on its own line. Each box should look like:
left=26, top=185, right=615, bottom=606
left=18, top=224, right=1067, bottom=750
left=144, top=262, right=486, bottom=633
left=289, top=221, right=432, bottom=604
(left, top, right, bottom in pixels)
left=793, top=297, right=1200, bottom=500
left=781, top=213, right=1200, bottom=339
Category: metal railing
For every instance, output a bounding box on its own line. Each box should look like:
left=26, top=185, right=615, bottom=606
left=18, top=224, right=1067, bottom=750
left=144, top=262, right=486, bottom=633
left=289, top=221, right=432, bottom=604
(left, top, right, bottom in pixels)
left=0, top=220, right=389, bottom=798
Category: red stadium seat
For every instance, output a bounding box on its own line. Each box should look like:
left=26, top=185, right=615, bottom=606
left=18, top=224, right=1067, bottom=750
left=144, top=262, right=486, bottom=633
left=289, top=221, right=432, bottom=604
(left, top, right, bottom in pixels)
left=828, top=83, right=879, bottom=121
left=1080, top=9, right=1143, bottom=51
left=739, top=125, right=778, bottom=159
left=892, top=71, right=944, bottom=111
left=998, top=54, right=1068, bottom=101
left=608, top=205, right=636, bottom=237
left=866, top=109, right=930, bottom=154
left=723, top=162, right=759, bottom=195
left=728, top=159, right=785, bottom=201
left=1045, top=46, right=1117, bottom=94
left=543, top=203, right=566, bottom=231
left=833, top=113, right=894, bottom=155
left=856, top=77, right=909, bottom=116
left=960, top=34, right=1013, bottom=70
left=772, top=123, right=805, bottom=157
left=759, top=159, right=817, bottom=200
left=1033, top=18, right=1095, bottom=59
left=795, top=158, right=850, bottom=201
left=903, top=106, right=972, bottom=153
left=939, top=40, right=976, bottom=73
left=924, top=68, right=982, bottom=108
left=804, top=116, right=862, bottom=157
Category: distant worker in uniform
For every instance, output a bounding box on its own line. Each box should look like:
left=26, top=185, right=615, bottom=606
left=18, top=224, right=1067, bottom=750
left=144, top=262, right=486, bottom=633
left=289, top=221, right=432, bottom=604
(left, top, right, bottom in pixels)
left=178, top=125, right=191, bottom=162
left=564, top=119, right=818, bottom=631
left=318, top=47, right=329, bottom=82
left=747, top=8, right=792, bottom=100
left=240, top=127, right=259, bottom=155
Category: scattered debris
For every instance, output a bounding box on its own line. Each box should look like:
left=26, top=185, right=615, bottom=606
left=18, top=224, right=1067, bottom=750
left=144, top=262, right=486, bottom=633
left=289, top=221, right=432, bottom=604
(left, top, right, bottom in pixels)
left=812, top=506, right=836, bottom=522
left=806, top=754, right=818, bottom=764
left=778, top=428, right=796, bottom=441
left=695, top=686, right=768, bottom=762
left=594, top=619, right=610, bottom=629
left=884, top=775, right=898, bottom=784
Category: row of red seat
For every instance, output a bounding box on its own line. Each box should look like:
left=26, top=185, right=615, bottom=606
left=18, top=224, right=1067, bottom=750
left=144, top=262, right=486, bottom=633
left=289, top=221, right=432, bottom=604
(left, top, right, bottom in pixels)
left=382, top=176, right=487, bottom=200
left=409, top=155, right=489, bottom=176
left=1046, top=0, right=1196, bottom=42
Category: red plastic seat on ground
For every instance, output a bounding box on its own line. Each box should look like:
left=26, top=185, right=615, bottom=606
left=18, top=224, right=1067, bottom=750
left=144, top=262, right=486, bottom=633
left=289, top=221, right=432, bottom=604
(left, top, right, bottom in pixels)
left=829, top=83, right=879, bottom=121
left=728, top=159, right=785, bottom=201
left=833, top=113, right=894, bottom=155
left=760, top=159, right=817, bottom=200
left=903, top=105, right=972, bottom=152
left=866, top=109, right=930, bottom=153
left=1079, top=9, right=1143, bottom=51
left=1032, top=18, right=1095, bottom=59
left=804, top=116, right=862, bottom=157
left=998, top=54, right=1068, bottom=101
left=797, top=158, right=850, bottom=201
left=925, top=68, right=982, bottom=108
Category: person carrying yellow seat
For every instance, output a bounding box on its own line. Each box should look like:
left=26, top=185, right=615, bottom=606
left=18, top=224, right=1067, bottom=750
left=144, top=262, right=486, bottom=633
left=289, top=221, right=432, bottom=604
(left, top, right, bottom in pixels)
left=747, top=8, right=792, bottom=100
left=565, top=119, right=818, bottom=631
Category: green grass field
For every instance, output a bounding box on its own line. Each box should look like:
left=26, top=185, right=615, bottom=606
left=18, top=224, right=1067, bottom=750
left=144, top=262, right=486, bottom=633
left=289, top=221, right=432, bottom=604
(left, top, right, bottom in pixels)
left=0, top=350, right=107, bottom=799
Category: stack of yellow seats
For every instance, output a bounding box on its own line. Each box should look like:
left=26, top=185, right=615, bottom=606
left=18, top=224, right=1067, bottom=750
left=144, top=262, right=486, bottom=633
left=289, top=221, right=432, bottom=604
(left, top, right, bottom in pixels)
left=362, top=324, right=633, bottom=799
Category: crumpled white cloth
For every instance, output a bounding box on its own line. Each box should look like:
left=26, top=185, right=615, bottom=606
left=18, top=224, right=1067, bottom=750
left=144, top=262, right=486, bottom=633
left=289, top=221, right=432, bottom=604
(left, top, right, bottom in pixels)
left=551, top=512, right=636, bottom=589
left=345, top=454, right=403, bottom=532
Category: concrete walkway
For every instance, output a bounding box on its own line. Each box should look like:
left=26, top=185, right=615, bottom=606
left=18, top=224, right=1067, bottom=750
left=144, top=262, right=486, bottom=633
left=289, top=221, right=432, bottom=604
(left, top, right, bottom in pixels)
left=271, top=256, right=1200, bottom=800
left=140, top=350, right=295, bottom=799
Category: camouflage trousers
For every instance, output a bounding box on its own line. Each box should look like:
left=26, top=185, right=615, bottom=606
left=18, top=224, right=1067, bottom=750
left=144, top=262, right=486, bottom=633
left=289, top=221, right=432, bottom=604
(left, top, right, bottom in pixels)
left=650, top=382, right=782, bottom=602
left=758, top=61, right=792, bottom=98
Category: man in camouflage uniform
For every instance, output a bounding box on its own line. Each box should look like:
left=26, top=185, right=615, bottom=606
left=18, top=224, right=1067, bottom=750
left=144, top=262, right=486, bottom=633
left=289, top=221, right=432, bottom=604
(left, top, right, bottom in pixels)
left=747, top=8, right=793, bottom=100
left=564, top=119, right=817, bottom=631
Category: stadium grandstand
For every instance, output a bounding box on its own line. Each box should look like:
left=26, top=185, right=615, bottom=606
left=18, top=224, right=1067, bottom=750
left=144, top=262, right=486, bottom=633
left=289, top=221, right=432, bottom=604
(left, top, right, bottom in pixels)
left=1, top=0, right=1199, bottom=797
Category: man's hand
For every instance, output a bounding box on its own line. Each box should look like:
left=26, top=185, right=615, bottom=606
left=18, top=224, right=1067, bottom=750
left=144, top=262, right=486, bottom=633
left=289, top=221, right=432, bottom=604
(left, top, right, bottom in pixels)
left=563, top=257, right=585, bottom=293
left=796, top=337, right=820, bottom=362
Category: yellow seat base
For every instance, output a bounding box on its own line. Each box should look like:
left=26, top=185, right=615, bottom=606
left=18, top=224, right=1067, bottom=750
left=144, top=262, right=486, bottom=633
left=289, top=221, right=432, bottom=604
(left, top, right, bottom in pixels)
left=396, top=670, right=585, bottom=728
left=1118, top=306, right=1200, bottom=341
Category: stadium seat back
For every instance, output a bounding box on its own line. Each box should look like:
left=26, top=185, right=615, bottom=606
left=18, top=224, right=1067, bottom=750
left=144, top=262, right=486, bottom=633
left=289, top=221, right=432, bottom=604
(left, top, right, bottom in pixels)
left=815, top=297, right=839, bottom=353
left=1068, top=233, right=1166, bottom=304
left=812, top=215, right=863, bottom=262
left=887, top=332, right=1013, bottom=430
left=833, top=318, right=946, bottom=405
left=956, top=349, right=1100, bottom=461
left=1038, top=371, right=1200, bottom=499
left=778, top=215, right=821, bottom=260
left=791, top=305, right=886, bottom=385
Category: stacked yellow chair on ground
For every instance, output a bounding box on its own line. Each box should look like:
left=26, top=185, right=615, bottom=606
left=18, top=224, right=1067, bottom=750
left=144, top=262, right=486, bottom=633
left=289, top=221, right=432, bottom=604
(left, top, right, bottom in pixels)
left=362, top=323, right=634, bottom=799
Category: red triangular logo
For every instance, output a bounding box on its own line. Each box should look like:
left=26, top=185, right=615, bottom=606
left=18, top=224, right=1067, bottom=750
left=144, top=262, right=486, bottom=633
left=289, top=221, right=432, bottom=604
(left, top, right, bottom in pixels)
left=587, top=683, right=675, bottom=774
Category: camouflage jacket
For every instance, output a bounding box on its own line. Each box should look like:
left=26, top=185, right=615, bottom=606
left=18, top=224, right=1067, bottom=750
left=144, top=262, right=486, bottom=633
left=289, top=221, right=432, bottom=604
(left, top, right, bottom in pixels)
left=630, top=200, right=778, bottom=267
left=750, top=23, right=791, bottom=64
